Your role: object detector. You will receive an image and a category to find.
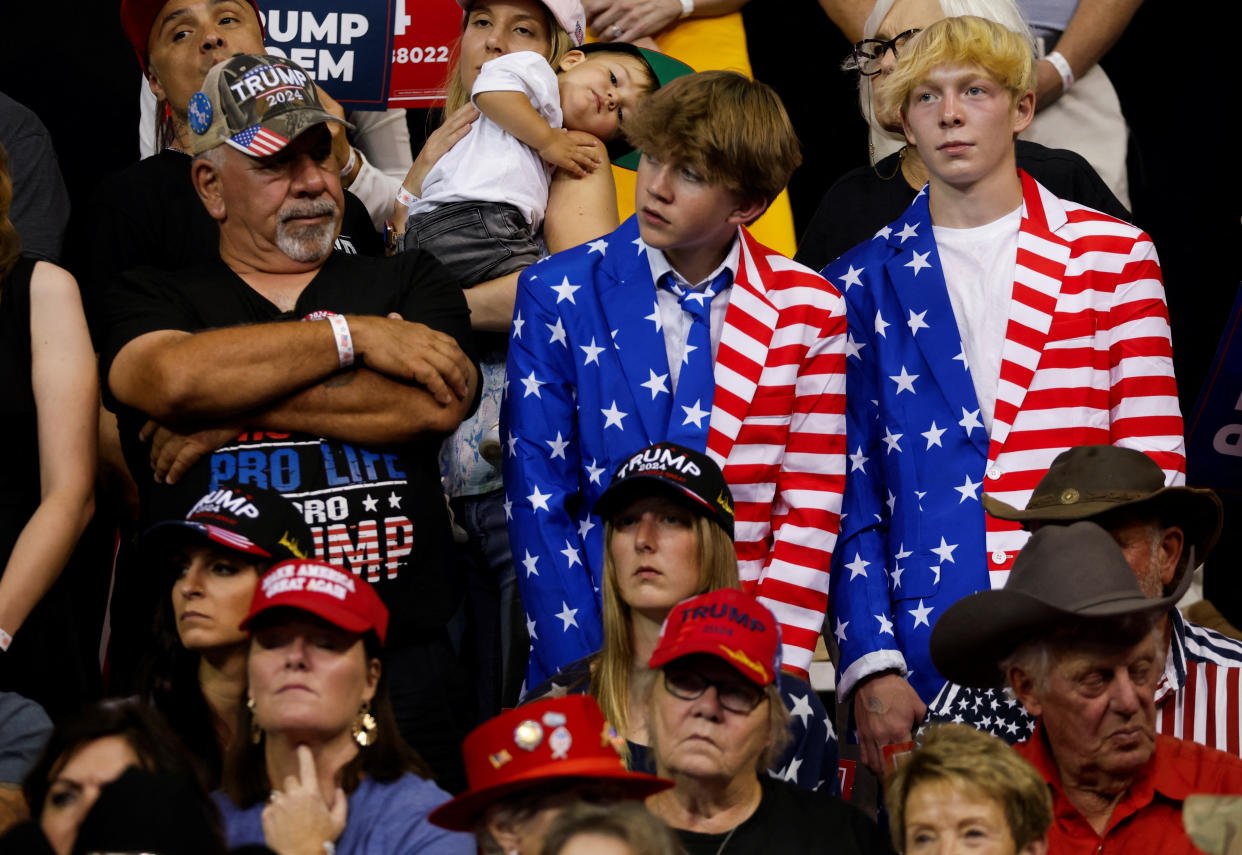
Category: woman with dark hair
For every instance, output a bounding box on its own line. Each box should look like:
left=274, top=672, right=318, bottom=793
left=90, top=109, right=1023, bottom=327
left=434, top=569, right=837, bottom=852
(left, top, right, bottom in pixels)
left=1, top=698, right=209, bottom=855
left=526, top=441, right=837, bottom=790
left=138, top=482, right=314, bottom=787
left=0, top=142, right=97, bottom=716
left=215, top=559, right=472, bottom=855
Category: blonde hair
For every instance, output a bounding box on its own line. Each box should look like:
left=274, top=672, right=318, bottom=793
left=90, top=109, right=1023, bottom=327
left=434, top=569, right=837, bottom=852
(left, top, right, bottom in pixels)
left=593, top=513, right=738, bottom=739
left=623, top=70, right=801, bottom=207
left=885, top=723, right=1051, bottom=853
left=0, top=143, right=21, bottom=280
left=874, top=15, right=1037, bottom=124
left=442, top=2, right=575, bottom=114
left=853, top=0, right=1033, bottom=139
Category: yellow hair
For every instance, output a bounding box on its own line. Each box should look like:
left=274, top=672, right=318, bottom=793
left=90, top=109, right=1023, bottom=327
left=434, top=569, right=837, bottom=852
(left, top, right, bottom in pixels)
left=875, top=15, right=1037, bottom=122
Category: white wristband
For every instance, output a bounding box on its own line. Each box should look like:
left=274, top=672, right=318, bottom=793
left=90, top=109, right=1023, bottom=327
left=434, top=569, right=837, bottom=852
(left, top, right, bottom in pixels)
left=0, top=627, right=11, bottom=652
left=1044, top=50, right=1074, bottom=92
left=327, top=314, right=355, bottom=368
left=679, top=0, right=694, bottom=16
left=339, top=146, right=358, bottom=178
left=396, top=186, right=419, bottom=212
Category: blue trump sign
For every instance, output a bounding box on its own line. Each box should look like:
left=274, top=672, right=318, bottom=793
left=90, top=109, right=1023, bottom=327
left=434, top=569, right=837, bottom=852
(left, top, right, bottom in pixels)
left=258, top=1, right=395, bottom=109
left=1186, top=282, right=1242, bottom=497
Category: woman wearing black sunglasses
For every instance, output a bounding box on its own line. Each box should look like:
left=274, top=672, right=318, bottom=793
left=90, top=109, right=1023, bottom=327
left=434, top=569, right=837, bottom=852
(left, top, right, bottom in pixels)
left=643, top=589, right=892, bottom=855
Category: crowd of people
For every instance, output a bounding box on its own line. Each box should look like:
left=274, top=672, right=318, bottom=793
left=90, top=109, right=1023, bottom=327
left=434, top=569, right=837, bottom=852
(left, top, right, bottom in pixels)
left=0, top=0, right=1238, bottom=853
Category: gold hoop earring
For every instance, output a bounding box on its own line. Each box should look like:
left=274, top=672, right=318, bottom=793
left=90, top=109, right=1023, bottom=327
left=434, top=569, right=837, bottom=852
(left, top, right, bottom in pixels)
left=352, top=700, right=377, bottom=748
left=247, top=697, right=263, bottom=745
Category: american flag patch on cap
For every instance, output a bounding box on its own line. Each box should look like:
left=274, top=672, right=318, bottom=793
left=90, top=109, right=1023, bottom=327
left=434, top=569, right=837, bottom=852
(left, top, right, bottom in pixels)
left=231, top=125, right=289, bottom=156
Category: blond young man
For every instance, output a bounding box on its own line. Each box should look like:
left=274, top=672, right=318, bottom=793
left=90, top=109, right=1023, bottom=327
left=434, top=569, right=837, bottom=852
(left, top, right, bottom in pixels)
left=822, top=16, right=1183, bottom=774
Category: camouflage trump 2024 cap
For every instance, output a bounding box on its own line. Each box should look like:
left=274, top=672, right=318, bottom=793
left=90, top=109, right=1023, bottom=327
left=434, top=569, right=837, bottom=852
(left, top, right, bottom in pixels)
left=187, top=53, right=350, bottom=157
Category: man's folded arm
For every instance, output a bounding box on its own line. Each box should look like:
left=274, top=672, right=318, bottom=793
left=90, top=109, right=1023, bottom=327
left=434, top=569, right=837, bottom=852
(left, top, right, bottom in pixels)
left=109, top=314, right=475, bottom=430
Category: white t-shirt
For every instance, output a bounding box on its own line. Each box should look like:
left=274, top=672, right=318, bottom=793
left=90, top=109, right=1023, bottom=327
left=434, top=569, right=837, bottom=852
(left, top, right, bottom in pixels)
left=933, top=206, right=1021, bottom=435
left=413, top=51, right=561, bottom=230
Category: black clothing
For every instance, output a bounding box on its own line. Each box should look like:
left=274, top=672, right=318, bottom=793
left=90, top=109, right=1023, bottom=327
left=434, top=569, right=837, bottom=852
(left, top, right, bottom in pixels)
left=794, top=140, right=1133, bottom=272
left=674, top=778, right=893, bottom=855
left=100, top=250, right=475, bottom=631
left=86, top=149, right=382, bottom=338
left=0, top=257, right=100, bottom=716
left=0, top=90, right=70, bottom=263
left=99, top=250, right=479, bottom=789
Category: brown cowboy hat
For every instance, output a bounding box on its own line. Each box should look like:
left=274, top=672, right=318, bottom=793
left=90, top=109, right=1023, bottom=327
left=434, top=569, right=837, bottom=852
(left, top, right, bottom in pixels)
left=982, top=445, right=1222, bottom=586
left=930, top=521, right=1192, bottom=689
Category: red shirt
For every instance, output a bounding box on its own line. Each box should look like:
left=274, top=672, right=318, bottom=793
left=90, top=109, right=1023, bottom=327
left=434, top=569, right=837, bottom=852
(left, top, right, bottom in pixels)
left=1013, top=725, right=1242, bottom=854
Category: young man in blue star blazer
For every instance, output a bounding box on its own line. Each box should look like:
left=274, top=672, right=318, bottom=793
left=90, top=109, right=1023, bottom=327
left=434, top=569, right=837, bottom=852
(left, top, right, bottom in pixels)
left=503, top=71, right=849, bottom=687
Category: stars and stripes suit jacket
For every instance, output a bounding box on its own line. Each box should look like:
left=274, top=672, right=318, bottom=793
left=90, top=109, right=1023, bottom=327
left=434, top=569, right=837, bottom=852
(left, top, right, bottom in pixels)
left=820, top=171, right=1185, bottom=703
left=926, top=611, right=1242, bottom=756
left=502, top=216, right=848, bottom=685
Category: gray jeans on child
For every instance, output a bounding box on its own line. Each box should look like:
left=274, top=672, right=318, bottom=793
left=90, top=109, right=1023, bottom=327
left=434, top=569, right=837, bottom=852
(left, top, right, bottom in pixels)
left=403, top=201, right=542, bottom=284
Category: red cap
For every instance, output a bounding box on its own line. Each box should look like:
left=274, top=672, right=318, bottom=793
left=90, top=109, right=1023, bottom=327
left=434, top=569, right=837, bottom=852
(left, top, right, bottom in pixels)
left=241, top=560, right=388, bottom=645
left=428, top=696, right=672, bottom=831
left=649, top=589, right=781, bottom=687
left=120, top=0, right=264, bottom=73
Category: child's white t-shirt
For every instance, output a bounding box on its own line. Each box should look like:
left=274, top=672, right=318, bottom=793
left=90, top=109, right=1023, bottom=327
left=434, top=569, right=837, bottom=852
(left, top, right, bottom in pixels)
left=414, top=51, right=562, bottom=230
left=932, top=205, right=1022, bottom=436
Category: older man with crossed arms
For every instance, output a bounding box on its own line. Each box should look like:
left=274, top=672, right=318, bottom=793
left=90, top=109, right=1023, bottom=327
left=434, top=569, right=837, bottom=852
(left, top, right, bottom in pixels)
left=925, top=445, right=1242, bottom=753
left=99, top=53, right=478, bottom=788
left=930, top=522, right=1242, bottom=853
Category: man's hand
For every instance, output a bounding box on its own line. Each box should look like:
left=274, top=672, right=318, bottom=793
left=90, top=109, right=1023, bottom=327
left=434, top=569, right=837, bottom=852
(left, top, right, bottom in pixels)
left=349, top=316, right=472, bottom=405
left=852, top=670, right=927, bottom=776
left=538, top=129, right=604, bottom=178
left=141, top=420, right=242, bottom=485
left=1035, top=58, right=1066, bottom=112
left=316, top=88, right=358, bottom=187
left=261, top=745, right=347, bottom=855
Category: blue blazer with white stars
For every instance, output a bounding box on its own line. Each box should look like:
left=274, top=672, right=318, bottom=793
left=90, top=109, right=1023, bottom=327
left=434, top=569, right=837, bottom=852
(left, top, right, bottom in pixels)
left=503, top=216, right=849, bottom=686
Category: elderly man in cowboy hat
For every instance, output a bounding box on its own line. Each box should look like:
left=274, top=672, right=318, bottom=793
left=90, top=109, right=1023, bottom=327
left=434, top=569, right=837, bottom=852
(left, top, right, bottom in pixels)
left=925, top=445, right=1242, bottom=755
left=931, top=522, right=1242, bottom=854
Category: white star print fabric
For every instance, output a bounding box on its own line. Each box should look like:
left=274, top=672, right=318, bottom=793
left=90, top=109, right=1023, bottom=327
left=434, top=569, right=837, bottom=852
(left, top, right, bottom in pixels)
left=820, top=173, right=1186, bottom=704
left=502, top=218, right=850, bottom=685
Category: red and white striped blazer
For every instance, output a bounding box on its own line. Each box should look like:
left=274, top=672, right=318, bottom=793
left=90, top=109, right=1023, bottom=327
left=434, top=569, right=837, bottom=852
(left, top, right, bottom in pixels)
left=981, top=172, right=1185, bottom=581
left=710, top=227, right=849, bottom=677
left=503, top=218, right=847, bottom=682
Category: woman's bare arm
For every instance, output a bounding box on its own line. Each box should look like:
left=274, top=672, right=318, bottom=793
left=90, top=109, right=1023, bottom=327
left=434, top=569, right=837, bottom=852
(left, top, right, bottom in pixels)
left=0, top=263, right=97, bottom=641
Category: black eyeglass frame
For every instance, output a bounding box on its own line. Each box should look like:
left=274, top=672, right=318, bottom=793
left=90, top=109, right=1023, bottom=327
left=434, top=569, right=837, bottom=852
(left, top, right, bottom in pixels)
left=662, top=668, right=767, bottom=714
left=849, top=28, right=923, bottom=76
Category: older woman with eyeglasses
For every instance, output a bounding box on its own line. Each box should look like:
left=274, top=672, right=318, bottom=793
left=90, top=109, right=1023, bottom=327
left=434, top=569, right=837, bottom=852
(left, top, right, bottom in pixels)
left=794, top=0, right=1131, bottom=271
left=642, top=588, right=892, bottom=855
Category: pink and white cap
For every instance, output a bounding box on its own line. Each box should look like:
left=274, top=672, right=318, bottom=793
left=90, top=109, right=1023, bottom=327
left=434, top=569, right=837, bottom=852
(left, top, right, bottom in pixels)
left=456, top=0, right=586, bottom=46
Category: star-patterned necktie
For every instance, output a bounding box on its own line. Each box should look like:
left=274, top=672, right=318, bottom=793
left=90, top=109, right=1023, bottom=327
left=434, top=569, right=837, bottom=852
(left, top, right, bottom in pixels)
left=661, top=270, right=729, bottom=449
